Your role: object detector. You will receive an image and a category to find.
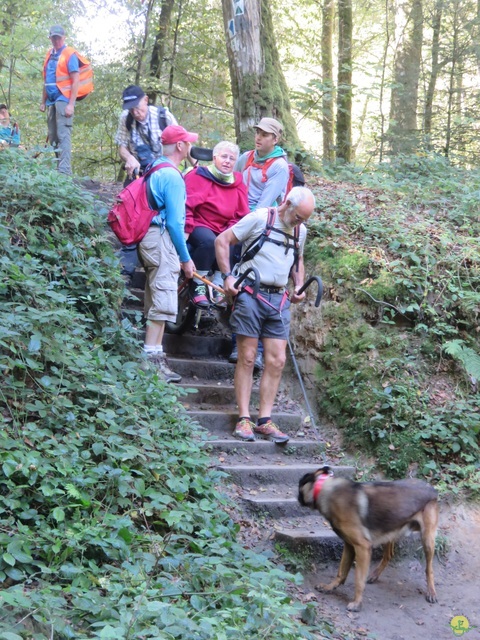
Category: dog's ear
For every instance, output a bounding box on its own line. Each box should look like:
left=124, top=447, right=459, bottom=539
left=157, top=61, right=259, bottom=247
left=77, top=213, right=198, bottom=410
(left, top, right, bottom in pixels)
left=298, top=472, right=316, bottom=507
left=316, top=466, right=334, bottom=477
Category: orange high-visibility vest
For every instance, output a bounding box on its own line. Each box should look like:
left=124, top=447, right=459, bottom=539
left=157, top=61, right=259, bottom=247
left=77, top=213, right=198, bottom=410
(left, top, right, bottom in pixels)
left=43, top=46, right=94, bottom=100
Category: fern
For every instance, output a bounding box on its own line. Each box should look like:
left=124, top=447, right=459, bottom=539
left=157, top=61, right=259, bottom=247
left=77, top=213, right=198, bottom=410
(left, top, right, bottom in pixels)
left=443, top=340, right=480, bottom=381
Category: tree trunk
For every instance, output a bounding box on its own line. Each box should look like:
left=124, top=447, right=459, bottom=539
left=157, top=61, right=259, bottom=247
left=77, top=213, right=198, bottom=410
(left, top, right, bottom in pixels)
left=135, top=0, right=156, bottom=85
left=424, top=0, right=443, bottom=142
left=388, top=0, right=423, bottom=155
left=148, top=0, right=176, bottom=104
left=336, top=0, right=353, bottom=163
left=221, top=0, right=301, bottom=153
left=322, top=0, right=335, bottom=163
left=167, top=0, right=184, bottom=108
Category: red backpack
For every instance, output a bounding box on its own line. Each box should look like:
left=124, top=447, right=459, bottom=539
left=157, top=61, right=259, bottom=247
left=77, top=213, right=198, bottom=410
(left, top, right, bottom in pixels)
left=107, top=162, right=179, bottom=245
left=244, top=151, right=305, bottom=202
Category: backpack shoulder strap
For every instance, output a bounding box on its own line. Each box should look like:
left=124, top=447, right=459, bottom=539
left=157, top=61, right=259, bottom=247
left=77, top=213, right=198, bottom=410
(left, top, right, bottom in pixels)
left=144, top=161, right=182, bottom=210
left=157, top=106, right=168, bottom=131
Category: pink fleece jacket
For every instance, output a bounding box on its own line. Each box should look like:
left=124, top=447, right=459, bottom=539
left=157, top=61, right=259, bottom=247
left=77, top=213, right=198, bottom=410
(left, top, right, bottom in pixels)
left=185, top=167, right=249, bottom=235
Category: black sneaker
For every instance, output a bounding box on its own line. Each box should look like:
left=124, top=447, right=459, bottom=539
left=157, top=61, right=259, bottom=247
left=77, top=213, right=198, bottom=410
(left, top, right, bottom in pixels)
left=189, top=281, right=209, bottom=308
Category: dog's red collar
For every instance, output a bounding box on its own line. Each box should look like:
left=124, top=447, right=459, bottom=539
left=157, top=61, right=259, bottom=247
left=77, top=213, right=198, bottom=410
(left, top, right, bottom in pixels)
left=313, top=474, right=330, bottom=502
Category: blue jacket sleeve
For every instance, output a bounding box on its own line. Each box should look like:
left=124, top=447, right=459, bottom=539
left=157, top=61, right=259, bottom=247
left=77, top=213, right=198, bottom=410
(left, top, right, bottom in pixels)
left=150, top=168, right=191, bottom=263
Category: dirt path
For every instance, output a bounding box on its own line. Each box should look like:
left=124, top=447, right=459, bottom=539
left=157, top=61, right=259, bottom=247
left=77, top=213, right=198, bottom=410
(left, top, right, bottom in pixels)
left=296, top=503, right=480, bottom=640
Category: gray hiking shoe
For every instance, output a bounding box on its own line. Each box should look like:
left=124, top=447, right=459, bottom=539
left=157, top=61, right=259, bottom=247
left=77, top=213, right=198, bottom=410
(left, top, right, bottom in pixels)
left=148, top=353, right=182, bottom=383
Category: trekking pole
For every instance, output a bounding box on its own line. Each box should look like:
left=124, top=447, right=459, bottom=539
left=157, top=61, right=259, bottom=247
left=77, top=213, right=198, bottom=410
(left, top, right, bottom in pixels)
left=287, top=276, right=323, bottom=430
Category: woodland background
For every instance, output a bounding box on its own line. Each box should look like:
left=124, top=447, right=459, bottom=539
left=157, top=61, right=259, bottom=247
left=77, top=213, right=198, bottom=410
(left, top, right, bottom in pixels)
left=0, top=0, right=479, bottom=636
left=1, top=0, right=479, bottom=175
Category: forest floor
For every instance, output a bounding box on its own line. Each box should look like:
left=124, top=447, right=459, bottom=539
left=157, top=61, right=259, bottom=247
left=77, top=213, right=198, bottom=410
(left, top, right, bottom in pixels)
left=87, top=177, right=480, bottom=640
left=293, top=502, right=480, bottom=640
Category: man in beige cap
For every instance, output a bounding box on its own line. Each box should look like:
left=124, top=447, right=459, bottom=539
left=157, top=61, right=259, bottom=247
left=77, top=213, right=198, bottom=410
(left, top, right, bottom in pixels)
left=234, top=117, right=289, bottom=211
left=229, top=117, right=290, bottom=368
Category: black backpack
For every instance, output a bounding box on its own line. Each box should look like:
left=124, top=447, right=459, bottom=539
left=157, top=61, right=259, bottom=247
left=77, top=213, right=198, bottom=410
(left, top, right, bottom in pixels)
left=125, top=106, right=168, bottom=133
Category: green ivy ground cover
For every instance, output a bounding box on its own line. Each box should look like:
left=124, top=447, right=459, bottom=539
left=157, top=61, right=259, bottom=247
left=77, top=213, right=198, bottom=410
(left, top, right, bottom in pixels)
left=0, top=150, right=336, bottom=639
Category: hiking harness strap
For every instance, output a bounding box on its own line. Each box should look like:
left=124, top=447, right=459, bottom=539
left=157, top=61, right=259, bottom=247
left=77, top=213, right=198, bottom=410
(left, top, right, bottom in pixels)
left=239, top=207, right=300, bottom=271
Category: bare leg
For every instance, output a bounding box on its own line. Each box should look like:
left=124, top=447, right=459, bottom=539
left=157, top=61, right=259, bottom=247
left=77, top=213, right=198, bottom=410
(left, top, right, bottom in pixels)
left=258, top=337, right=287, bottom=419
left=144, top=319, right=165, bottom=348
left=234, top=335, right=258, bottom=417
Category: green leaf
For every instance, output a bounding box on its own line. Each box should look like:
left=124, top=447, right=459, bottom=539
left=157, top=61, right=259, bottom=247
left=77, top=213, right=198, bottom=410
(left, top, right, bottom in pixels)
left=52, top=507, right=65, bottom=522
left=2, top=553, right=15, bottom=566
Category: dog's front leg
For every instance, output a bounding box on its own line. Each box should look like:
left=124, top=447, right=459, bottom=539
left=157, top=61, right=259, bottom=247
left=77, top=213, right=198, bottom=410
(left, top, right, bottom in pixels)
left=422, top=500, right=438, bottom=603
left=347, top=542, right=372, bottom=612
left=367, top=541, right=395, bottom=583
left=316, top=542, right=355, bottom=593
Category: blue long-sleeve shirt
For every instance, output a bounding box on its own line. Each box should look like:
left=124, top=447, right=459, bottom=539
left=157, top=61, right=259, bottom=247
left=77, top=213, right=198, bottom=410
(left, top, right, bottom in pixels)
left=148, top=157, right=191, bottom=263
left=0, top=123, right=20, bottom=146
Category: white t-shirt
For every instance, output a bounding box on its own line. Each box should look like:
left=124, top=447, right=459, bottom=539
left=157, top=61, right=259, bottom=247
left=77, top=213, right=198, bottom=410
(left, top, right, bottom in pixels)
left=232, top=208, right=307, bottom=287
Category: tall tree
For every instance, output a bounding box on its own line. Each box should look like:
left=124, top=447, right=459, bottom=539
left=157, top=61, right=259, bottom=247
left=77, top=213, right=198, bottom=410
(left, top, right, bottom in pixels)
left=221, top=0, right=301, bottom=152
left=424, top=0, right=444, bottom=143
left=388, top=0, right=423, bottom=154
left=336, top=0, right=353, bottom=162
left=322, top=0, right=335, bottom=163
left=148, top=0, right=176, bottom=103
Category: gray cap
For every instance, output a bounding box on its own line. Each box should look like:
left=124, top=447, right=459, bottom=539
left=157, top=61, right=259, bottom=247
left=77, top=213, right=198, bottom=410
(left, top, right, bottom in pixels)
left=49, top=25, right=65, bottom=37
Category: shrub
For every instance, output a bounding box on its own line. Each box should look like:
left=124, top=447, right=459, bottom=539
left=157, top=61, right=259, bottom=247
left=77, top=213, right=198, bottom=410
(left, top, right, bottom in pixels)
left=0, top=150, right=329, bottom=638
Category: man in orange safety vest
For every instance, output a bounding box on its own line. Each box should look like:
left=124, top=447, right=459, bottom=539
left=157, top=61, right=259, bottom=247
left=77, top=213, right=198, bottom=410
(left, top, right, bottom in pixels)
left=40, top=25, right=93, bottom=175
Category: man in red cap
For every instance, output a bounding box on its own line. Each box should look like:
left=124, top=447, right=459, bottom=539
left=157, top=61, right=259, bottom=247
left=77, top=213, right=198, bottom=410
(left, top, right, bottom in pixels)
left=138, top=125, right=198, bottom=382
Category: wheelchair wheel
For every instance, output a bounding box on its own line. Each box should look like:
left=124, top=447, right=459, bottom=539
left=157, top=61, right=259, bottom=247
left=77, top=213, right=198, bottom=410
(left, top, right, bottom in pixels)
left=165, top=278, right=196, bottom=335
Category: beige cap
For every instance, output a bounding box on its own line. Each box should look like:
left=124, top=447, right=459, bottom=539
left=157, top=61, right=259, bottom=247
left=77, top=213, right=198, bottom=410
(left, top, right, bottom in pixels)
left=254, top=117, right=283, bottom=138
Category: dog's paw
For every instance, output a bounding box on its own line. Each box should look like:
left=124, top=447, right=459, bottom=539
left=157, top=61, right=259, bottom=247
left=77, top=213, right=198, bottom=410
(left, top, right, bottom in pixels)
left=426, top=592, right=438, bottom=604
left=366, top=573, right=379, bottom=584
left=315, top=582, right=336, bottom=593
left=346, top=601, right=362, bottom=612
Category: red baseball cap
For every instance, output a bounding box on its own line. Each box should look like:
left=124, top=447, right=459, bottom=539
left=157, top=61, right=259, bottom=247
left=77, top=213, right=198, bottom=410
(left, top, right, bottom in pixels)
left=161, top=125, right=198, bottom=145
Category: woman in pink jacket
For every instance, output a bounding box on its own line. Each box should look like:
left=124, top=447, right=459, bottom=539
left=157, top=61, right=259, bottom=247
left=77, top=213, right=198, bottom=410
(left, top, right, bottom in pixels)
left=185, top=141, right=249, bottom=307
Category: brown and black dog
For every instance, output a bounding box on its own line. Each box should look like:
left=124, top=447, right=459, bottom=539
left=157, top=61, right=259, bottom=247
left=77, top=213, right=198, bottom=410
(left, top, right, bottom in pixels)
left=298, top=466, right=438, bottom=611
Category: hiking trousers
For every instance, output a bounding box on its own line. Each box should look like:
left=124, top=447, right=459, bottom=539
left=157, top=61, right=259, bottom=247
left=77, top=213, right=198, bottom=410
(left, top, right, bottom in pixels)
left=47, top=101, right=73, bottom=175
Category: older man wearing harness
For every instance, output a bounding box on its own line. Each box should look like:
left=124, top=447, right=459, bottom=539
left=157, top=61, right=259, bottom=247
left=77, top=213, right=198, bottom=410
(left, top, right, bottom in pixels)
left=215, top=186, right=316, bottom=443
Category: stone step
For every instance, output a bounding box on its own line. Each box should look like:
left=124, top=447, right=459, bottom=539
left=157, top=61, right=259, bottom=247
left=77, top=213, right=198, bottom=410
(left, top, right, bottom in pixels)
left=164, top=334, right=231, bottom=358
left=275, top=526, right=344, bottom=562
left=188, top=410, right=307, bottom=435
left=217, top=463, right=354, bottom=487
left=206, top=438, right=325, bottom=456
left=242, top=496, right=313, bottom=519
left=275, top=523, right=427, bottom=562
left=180, top=382, right=258, bottom=406
left=169, top=357, right=234, bottom=380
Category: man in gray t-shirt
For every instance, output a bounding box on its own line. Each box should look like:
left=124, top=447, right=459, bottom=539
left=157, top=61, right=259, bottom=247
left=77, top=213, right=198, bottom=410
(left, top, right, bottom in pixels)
left=215, top=186, right=316, bottom=444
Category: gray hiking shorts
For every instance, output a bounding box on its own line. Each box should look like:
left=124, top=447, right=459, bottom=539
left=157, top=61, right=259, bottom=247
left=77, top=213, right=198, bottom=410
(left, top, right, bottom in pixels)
left=230, top=289, right=291, bottom=340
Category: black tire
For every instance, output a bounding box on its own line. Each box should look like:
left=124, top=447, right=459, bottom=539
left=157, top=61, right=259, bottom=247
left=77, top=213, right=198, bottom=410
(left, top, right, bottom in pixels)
left=165, top=282, right=196, bottom=335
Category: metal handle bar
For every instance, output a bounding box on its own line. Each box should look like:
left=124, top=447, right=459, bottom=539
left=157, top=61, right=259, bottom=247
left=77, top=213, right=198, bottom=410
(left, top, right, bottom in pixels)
left=296, top=276, right=323, bottom=307
left=234, top=267, right=260, bottom=298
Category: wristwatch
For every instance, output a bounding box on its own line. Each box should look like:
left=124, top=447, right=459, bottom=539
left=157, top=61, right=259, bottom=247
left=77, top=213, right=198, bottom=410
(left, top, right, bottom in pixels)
left=221, top=271, right=233, bottom=280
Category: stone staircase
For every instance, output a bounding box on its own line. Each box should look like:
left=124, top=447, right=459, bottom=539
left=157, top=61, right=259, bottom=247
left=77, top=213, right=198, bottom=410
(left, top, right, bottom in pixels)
left=126, top=270, right=355, bottom=561
left=164, top=329, right=355, bottom=562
